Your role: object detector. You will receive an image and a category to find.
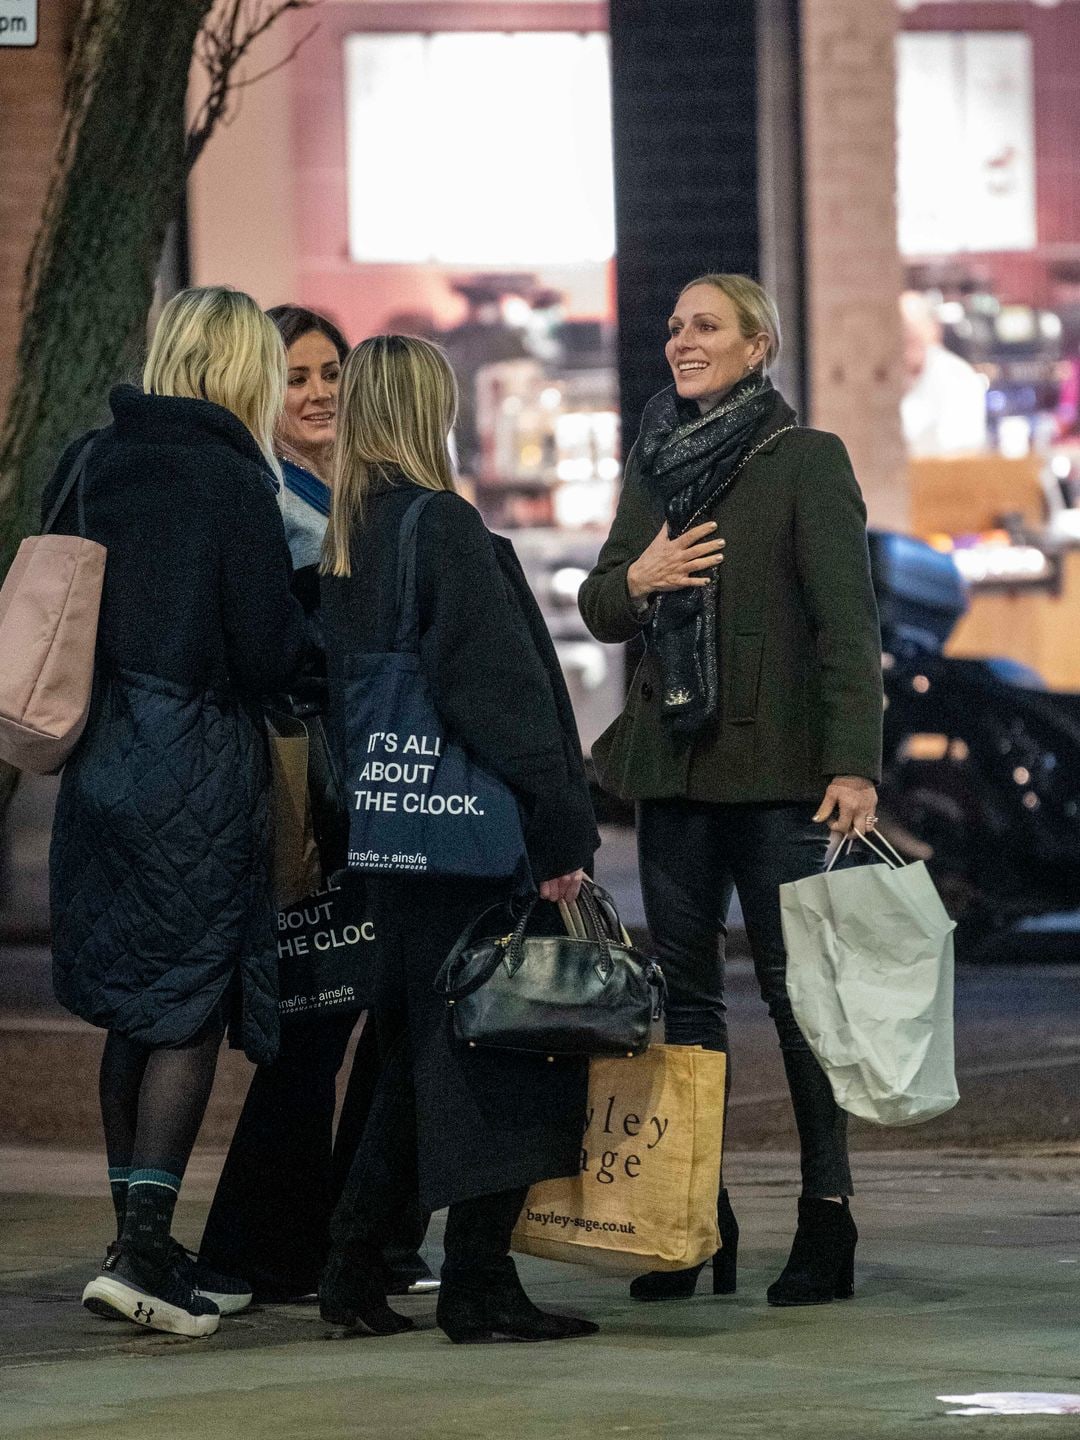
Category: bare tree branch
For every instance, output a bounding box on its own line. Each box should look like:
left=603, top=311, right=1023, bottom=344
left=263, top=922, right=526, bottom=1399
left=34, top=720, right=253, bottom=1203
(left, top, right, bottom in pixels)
left=225, top=22, right=320, bottom=95
left=185, top=0, right=321, bottom=173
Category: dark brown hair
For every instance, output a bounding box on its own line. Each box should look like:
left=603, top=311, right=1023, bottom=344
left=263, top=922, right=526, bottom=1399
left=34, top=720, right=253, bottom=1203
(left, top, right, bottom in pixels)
left=266, top=305, right=349, bottom=363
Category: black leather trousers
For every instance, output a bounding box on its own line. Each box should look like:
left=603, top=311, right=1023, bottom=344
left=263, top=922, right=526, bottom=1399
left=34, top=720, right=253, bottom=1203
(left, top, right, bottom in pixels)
left=638, top=799, right=852, bottom=1198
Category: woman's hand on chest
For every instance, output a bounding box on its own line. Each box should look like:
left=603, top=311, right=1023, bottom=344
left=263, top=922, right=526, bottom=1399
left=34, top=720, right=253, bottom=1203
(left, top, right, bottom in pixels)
left=627, top=521, right=726, bottom=599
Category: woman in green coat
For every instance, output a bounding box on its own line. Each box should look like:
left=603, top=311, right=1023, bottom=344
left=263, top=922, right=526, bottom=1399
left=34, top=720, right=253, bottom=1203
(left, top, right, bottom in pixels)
left=579, top=274, right=883, bottom=1309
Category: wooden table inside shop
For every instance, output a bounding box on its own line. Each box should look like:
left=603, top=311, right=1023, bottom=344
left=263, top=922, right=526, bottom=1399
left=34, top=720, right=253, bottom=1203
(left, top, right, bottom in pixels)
left=910, top=454, right=1080, bottom=692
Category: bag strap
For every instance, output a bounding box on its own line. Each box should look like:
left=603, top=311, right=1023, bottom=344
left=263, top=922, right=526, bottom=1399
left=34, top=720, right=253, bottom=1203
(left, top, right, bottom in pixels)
left=42, top=436, right=97, bottom=538
left=825, top=826, right=904, bottom=873
left=433, top=899, right=537, bottom=999
left=857, top=826, right=906, bottom=868
left=392, top=490, right=439, bottom=654
left=281, top=461, right=331, bottom=518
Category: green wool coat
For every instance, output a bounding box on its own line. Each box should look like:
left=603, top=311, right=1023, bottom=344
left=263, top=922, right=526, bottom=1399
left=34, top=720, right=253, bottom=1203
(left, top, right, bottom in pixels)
left=578, top=422, right=884, bottom=804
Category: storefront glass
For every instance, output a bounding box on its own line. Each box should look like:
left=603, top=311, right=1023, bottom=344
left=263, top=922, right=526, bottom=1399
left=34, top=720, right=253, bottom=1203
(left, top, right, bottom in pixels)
left=895, top=1, right=1080, bottom=688
left=338, top=24, right=623, bottom=753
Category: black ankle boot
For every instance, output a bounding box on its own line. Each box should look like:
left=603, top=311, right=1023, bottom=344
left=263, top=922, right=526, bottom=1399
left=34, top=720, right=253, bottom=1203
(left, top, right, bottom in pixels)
left=319, top=1242, right=414, bottom=1334
left=437, top=1256, right=598, bottom=1345
left=630, top=1188, right=739, bottom=1302
left=766, top=1196, right=857, bottom=1307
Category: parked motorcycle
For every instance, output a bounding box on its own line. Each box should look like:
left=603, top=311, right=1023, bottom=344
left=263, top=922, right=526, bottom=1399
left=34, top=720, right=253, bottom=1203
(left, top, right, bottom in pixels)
left=869, top=532, right=1080, bottom=957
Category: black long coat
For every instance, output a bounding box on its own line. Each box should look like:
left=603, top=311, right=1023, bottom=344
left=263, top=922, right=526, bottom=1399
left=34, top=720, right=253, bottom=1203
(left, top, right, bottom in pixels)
left=44, top=387, right=307, bottom=1064
left=321, top=479, right=599, bottom=1210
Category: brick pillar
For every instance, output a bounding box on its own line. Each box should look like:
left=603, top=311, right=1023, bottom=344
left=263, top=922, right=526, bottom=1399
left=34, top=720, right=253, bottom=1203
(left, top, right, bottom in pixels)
left=800, top=0, right=909, bottom=530
left=0, top=2, right=80, bottom=424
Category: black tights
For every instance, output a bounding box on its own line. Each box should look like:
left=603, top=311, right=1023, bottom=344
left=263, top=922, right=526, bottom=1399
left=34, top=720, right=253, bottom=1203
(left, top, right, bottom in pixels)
left=99, top=1013, right=224, bottom=1181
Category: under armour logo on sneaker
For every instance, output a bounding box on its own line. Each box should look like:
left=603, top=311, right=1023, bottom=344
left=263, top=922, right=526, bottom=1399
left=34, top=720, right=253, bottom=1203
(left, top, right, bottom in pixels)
left=133, top=1303, right=155, bottom=1324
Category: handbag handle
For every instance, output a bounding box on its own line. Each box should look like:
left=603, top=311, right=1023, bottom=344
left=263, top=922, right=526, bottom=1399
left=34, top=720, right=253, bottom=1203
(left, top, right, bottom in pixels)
left=577, top=879, right=667, bottom=1016
left=42, top=435, right=97, bottom=538
left=571, top=881, right=614, bottom=977
left=434, top=899, right=537, bottom=1000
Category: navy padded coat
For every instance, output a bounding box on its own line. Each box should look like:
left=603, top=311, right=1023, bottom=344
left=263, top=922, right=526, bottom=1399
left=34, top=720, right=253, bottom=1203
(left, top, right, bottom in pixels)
left=43, top=387, right=307, bottom=1063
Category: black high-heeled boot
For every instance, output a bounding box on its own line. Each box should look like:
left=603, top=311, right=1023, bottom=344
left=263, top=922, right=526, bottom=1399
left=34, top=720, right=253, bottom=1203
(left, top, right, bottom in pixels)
left=629, top=1188, right=739, bottom=1301
left=319, top=1241, right=414, bottom=1334
left=436, top=1188, right=599, bottom=1345
left=437, top=1256, right=599, bottom=1344
left=766, top=1196, right=857, bottom=1307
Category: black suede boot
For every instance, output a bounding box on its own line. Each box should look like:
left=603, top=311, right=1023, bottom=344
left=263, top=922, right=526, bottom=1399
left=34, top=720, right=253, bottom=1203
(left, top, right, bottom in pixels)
left=766, top=1196, right=857, bottom=1307
left=436, top=1188, right=599, bottom=1345
left=630, top=1188, right=739, bottom=1301
left=319, top=1240, right=414, bottom=1334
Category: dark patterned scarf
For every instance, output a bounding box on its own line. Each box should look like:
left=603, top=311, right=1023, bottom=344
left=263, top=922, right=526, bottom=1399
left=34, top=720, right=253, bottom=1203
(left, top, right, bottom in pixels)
left=637, top=373, right=780, bottom=737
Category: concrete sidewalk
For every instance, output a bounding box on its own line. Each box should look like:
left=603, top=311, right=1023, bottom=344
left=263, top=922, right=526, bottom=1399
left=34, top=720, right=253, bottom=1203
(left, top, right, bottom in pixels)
left=2, top=1147, right=1078, bottom=1439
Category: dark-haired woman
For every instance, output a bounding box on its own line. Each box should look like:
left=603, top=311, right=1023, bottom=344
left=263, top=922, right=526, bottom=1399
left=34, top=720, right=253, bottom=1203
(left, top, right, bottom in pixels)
left=269, top=305, right=349, bottom=569
left=580, top=274, right=883, bottom=1309
left=198, top=306, right=436, bottom=1302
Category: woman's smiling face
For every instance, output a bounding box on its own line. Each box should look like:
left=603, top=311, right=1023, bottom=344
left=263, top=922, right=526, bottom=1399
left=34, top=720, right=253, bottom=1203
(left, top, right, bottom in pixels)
left=664, top=284, right=767, bottom=413
left=279, top=330, right=342, bottom=457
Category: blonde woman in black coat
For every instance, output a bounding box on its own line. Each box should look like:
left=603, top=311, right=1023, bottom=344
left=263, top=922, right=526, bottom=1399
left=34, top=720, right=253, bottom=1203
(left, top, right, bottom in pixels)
left=319, top=335, right=600, bottom=1344
left=45, top=287, right=308, bottom=1336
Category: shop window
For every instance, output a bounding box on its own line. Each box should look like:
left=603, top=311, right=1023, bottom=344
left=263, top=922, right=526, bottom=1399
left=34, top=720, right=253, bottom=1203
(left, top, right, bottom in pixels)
left=897, top=32, right=1036, bottom=255
left=344, top=32, right=615, bottom=265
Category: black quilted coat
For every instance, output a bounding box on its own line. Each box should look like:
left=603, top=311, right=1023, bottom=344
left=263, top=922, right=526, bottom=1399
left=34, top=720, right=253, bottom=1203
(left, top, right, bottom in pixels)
left=43, top=387, right=307, bottom=1064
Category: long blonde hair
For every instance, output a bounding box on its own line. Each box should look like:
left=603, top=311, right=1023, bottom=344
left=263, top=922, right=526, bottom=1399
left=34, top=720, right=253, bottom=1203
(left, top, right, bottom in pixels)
left=323, top=334, right=458, bottom=578
left=144, top=286, right=286, bottom=479
left=678, top=273, right=782, bottom=372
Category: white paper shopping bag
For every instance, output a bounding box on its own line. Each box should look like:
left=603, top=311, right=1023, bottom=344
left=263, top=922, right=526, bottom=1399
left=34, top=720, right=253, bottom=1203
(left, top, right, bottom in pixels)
left=780, top=829, right=959, bottom=1127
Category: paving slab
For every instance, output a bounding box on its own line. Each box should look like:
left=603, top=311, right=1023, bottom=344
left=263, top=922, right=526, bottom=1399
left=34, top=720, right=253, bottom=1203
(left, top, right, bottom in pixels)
left=1, top=1149, right=1078, bottom=1439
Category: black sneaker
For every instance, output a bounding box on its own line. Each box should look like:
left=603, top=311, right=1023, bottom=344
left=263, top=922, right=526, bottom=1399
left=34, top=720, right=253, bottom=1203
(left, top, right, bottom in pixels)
left=82, top=1246, right=220, bottom=1337
left=171, top=1243, right=253, bottom=1315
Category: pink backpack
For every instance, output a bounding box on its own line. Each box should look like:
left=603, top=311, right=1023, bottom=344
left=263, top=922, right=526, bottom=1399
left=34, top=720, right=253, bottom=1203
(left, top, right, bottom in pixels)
left=0, top=440, right=106, bottom=773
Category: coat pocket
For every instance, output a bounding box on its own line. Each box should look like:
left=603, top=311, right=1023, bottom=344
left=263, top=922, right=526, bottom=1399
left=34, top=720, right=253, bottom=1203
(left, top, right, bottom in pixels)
left=727, top=632, right=765, bottom=724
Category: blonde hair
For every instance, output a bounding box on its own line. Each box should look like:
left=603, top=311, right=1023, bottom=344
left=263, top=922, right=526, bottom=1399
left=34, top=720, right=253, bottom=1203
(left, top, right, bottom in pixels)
left=678, top=273, right=782, bottom=371
left=143, top=286, right=286, bottom=479
left=322, top=335, right=458, bottom=578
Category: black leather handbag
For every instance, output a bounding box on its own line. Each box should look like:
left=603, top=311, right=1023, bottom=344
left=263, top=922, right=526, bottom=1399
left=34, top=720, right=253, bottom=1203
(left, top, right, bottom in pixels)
left=433, top=880, right=665, bottom=1059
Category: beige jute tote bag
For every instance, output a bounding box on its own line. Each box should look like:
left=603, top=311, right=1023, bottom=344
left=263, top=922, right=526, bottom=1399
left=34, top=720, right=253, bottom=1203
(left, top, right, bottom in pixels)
left=512, top=1044, right=726, bottom=1273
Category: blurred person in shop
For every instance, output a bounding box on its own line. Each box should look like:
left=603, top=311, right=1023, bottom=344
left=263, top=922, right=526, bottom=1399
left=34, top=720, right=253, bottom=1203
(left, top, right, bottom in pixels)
left=900, top=290, right=988, bottom=457
left=440, top=277, right=531, bottom=476
left=198, top=305, right=439, bottom=1303
left=49, top=287, right=308, bottom=1336
left=580, top=274, right=882, bottom=1311
left=318, top=335, right=600, bottom=1344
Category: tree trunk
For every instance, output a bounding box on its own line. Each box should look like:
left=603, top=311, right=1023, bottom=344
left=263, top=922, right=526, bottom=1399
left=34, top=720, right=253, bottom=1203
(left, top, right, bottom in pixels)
left=0, top=0, right=213, bottom=572
left=0, top=0, right=213, bottom=854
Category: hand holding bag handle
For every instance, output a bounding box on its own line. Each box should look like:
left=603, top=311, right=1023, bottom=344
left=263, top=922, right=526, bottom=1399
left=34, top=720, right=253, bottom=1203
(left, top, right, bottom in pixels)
left=435, top=879, right=622, bottom=1003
